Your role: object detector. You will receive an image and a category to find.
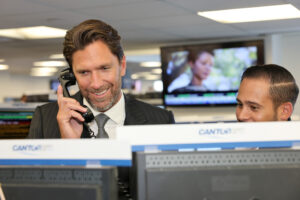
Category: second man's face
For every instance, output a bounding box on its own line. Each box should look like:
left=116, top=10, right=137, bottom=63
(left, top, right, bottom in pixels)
left=72, top=40, right=126, bottom=112
left=236, top=78, right=279, bottom=122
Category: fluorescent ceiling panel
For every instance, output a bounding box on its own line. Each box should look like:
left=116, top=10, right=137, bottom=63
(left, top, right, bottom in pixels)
left=0, top=26, right=67, bottom=39
left=31, top=67, right=58, bottom=76
left=49, top=54, right=65, bottom=59
left=33, top=61, right=67, bottom=67
left=198, top=4, right=300, bottom=23
left=140, top=61, right=161, bottom=67
left=0, top=64, right=9, bottom=70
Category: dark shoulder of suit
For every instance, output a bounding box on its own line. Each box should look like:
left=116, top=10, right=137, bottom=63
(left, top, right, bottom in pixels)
left=124, top=94, right=175, bottom=125
left=27, top=101, right=60, bottom=138
left=27, top=92, right=84, bottom=139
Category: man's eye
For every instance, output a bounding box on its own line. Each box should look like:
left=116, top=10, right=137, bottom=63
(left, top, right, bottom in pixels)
left=236, top=103, right=242, bottom=107
left=79, top=71, right=88, bottom=75
left=250, top=106, right=258, bottom=111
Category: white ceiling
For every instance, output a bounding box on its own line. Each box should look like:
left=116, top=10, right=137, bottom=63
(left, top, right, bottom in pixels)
left=1, top=0, right=300, bottom=76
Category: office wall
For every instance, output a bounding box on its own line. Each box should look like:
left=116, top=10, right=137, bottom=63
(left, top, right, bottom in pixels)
left=0, top=72, right=51, bottom=102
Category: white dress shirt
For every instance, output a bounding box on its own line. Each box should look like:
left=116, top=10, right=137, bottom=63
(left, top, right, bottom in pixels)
left=83, top=93, right=126, bottom=139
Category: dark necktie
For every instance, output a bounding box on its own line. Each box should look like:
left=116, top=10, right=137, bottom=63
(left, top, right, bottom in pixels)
left=95, top=113, right=110, bottom=138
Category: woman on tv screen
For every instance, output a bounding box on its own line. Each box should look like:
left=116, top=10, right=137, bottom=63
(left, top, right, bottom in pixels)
left=169, top=50, right=215, bottom=92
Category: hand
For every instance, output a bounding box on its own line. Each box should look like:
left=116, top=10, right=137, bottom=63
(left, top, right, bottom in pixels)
left=56, top=85, right=87, bottom=138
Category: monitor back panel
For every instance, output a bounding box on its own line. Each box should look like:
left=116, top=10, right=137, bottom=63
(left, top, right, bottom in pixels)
left=136, top=149, right=300, bottom=200
left=0, top=166, right=118, bottom=200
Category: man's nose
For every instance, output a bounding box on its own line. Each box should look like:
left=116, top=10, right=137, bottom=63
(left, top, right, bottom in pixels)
left=90, top=72, right=103, bottom=89
left=237, top=108, right=251, bottom=122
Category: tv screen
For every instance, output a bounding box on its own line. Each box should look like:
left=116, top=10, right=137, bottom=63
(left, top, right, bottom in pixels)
left=160, top=40, right=264, bottom=106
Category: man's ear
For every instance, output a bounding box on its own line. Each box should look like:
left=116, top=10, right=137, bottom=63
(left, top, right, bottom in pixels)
left=277, top=102, right=293, bottom=121
left=120, top=55, right=126, bottom=77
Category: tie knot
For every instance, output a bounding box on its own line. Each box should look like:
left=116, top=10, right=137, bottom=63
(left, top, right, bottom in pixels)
left=95, top=114, right=110, bottom=138
left=96, top=113, right=109, bottom=125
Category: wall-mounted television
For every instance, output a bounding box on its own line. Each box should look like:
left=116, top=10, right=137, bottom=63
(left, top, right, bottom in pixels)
left=160, top=40, right=264, bottom=106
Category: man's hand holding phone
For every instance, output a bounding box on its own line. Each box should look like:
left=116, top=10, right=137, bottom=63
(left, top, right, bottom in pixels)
left=56, top=85, right=87, bottom=138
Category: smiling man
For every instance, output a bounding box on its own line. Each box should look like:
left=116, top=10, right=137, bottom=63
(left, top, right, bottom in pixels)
left=236, top=64, right=299, bottom=122
left=28, top=19, right=175, bottom=139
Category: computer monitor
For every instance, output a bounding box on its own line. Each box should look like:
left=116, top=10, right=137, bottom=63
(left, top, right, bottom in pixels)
left=0, top=105, right=37, bottom=139
left=0, top=166, right=118, bottom=200
left=133, top=149, right=300, bottom=200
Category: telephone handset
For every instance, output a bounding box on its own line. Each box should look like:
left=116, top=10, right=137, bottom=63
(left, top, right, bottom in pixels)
left=58, top=68, right=95, bottom=123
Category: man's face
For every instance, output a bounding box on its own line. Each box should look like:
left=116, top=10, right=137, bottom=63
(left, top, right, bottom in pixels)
left=72, top=40, right=126, bottom=112
left=236, top=78, right=279, bottom=122
left=192, top=52, right=214, bottom=81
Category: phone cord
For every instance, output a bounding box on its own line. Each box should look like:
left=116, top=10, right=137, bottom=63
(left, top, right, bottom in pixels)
left=83, top=123, right=96, bottom=138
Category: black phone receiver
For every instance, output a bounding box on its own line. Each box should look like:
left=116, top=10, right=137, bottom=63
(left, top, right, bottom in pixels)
left=58, top=68, right=94, bottom=123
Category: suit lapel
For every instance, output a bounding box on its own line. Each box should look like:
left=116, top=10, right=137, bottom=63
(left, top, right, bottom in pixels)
left=124, top=95, right=147, bottom=125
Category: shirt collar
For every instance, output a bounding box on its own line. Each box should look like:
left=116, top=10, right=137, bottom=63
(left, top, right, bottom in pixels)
left=83, top=91, right=125, bottom=125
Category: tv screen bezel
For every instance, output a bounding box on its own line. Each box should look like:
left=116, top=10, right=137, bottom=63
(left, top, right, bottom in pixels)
left=160, top=39, right=265, bottom=107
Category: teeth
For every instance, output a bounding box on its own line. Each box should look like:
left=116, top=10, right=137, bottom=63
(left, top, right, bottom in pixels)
left=95, top=89, right=107, bottom=95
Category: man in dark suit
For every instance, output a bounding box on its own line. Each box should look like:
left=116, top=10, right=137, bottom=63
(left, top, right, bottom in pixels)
left=28, top=19, right=174, bottom=198
left=28, top=19, right=174, bottom=139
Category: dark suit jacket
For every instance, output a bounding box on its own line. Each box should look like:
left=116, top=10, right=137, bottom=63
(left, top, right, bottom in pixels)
left=28, top=91, right=175, bottom=138
left=27, top=92, right=174, bottom=196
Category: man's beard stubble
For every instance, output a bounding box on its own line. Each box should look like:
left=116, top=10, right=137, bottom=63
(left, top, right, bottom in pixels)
left=86, top=85, right=122, bottom=112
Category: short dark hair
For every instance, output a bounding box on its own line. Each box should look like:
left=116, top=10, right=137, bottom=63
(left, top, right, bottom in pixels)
left=241, top=64, right=299, bottom=108
left=187, top=50, right=213, bottom=63
left=63, top=19, right=124, bottom=69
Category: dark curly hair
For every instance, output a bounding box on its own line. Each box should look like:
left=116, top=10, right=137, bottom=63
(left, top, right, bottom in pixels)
left=63, top=19, right=124, bottom=69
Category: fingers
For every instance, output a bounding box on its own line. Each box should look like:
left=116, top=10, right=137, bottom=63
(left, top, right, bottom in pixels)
left=57, top=84, right=63, bottom=103
left=56, top=85, right=87, bottom=138
left=56, top=85, right=88, bottom=130
left=57, top=84, right=87, bottom=115
left=58, top=101, right=87, bottom=122
left=69, top=110, right=86, bottom=122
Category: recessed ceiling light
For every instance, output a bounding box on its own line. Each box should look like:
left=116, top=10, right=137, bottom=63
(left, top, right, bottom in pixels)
left=140, top=61, right=161, bottom=67
left=131, top=72, right=160, bottom=80
left=0, top=64, right=9, bottom=70
left=0, top=26, right=67, bottom=39
left=153, top=80, right=163, bottom=92
left=151, top=68, right=162, bottom=74
left=31, top=67, right=58, bottom=76
left=197, top=4, right=300, bottom=23
left=33, top=61, right=68, bottom=67
left=49, top=54, right=64, bottom=59
left=131, top=74, right=140, bottom=79
left=144, top=74, right=161, bottom=80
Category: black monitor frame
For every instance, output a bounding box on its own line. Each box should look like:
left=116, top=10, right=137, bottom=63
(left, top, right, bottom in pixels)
left=133, top=149, right=300, bottom=200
